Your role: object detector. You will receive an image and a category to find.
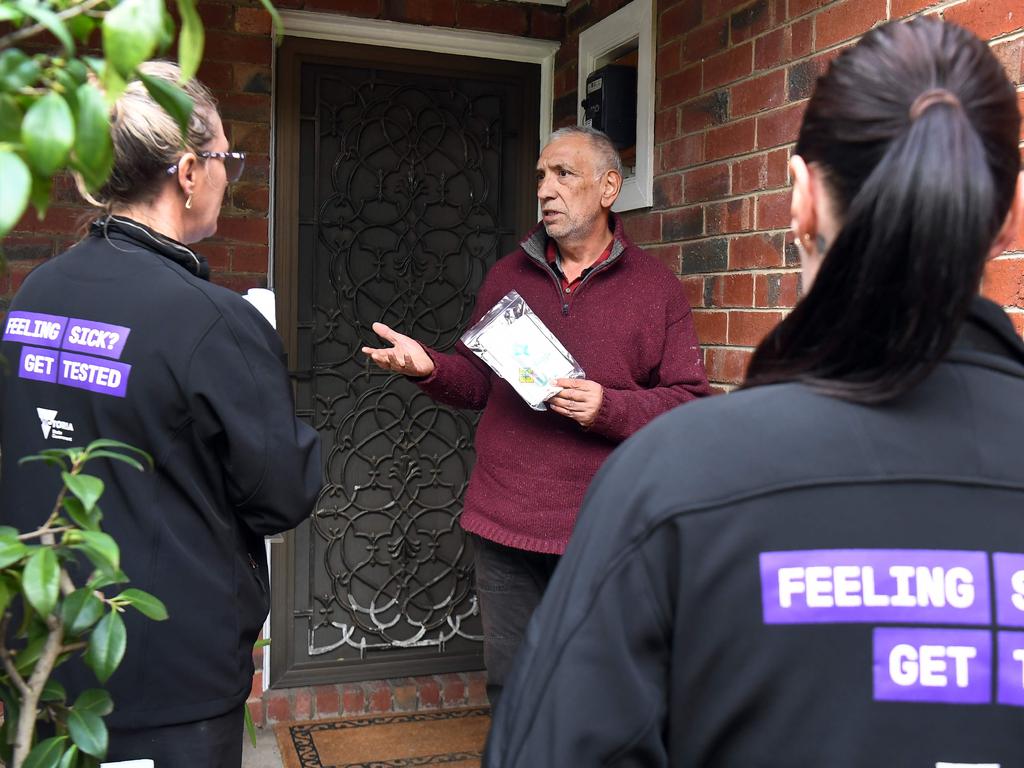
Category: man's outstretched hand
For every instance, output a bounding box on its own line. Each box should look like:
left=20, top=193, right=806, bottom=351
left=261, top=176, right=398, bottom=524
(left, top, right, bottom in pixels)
left=361, top=322, right=435, bottom=377
left=548, top=378, right=603, bottom=428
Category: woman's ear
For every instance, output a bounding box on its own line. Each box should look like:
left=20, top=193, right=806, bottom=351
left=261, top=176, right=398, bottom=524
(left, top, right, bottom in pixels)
left=789, top=154, right=816, bottom=241
left=175, top=152, right=198, bottom=198
left=988, top=171, right=1023, bottom=260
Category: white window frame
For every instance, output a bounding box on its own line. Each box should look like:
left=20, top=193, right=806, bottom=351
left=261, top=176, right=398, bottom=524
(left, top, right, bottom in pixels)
left=577, top=0, right=655, bottom=211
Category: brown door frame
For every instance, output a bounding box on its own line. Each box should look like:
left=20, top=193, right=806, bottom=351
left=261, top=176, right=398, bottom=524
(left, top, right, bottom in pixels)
left=271, top=35, right=541, bottom=688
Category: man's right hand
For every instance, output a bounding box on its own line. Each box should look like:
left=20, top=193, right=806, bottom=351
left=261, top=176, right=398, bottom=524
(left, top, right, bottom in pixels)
left=361, top=322, right=435, bottom=377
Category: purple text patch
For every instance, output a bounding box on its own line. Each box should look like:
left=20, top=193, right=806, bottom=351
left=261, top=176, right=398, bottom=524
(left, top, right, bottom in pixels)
left=18, top=345, right=59, bottom=384
left=760, top=549, right=990, bottom=625
left=58, top=351, right=131, bottom=398
left=61, top=318, right=130, bottom=359
left=993, top=553, right=1024, bottom=628
left=3, top=311, right=66, bottom=348
left=874, top=627, right=991, bottom=704
left=997, top=631, right=1024, bottom=707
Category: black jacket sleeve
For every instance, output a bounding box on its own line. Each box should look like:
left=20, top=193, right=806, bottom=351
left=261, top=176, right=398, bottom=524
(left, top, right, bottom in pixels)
left=187, top=300, right=321, bottom=536
left=484, top=445, right=676, bottom=767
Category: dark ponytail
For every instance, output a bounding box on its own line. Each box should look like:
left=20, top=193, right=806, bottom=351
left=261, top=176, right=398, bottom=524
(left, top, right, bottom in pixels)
left=744, top=18, right=1021, bottom=403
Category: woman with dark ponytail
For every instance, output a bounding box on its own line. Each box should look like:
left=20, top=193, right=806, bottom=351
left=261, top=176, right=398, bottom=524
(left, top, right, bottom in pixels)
left=746, top=17, right=1022, bottom=402
left=485, top=18, right=1024, bottom=767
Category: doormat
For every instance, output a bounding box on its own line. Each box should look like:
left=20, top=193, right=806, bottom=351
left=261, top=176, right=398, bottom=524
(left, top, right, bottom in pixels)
left=274, top=707, right=492, bottom=768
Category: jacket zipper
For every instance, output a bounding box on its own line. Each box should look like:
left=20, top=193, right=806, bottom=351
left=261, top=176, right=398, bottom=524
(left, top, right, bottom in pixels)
left=568, top=257, right=616, bottom=306
left=542, top=265, right=571, bottom=316
left=529, top=239, right=623, bottom=316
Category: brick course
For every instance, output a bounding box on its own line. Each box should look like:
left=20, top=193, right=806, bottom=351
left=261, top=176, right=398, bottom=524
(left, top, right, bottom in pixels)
left=257, top=671, right=488, bottom=725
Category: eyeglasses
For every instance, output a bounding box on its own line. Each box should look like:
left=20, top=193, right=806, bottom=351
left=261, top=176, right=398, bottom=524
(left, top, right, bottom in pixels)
left=166, top=151, right=246, bottom=183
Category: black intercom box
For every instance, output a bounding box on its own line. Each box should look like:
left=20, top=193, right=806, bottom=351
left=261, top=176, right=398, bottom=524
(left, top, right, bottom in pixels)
left=580, top=64, right=637, bottom=150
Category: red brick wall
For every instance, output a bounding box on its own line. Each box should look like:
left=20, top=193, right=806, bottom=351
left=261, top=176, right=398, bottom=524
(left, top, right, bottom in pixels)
left=0, top=0, right=564, bottom=305
left=559, top=0, right=1024, bottom=391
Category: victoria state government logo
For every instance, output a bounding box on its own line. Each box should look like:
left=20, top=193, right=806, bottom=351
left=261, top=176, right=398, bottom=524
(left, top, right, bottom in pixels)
left=36, top=407, right=74, bottom=442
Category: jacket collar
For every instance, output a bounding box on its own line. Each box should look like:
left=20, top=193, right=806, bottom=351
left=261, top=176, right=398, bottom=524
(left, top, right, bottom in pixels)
left=520, top=212, right=633, bottom=270
left=948, top=296, right=1024, bottom=371
left=89, top=215, right=210, bottom=280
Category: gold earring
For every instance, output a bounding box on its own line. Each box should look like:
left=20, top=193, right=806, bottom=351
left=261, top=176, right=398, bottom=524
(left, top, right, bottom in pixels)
left=185, top=194, right=193, bottom=210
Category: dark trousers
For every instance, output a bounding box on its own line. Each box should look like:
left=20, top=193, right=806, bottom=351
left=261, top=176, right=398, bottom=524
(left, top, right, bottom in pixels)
left=105, top=706, right=244, bottom=768
left=472, top=535, right=560, bottom=712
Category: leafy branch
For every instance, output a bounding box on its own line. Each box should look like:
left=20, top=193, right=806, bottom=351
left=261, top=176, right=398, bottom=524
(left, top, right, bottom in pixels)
left=0, top=439, right=166, bottom=768
left=0, top=0, right=283, bottom=242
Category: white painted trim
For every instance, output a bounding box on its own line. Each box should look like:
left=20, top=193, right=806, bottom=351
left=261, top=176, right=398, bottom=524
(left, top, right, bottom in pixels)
left=267, top=34, right=278, bottom=291
left=578, top=0, right=655, bottom=212
left=278, top=10, right=559, bottom=147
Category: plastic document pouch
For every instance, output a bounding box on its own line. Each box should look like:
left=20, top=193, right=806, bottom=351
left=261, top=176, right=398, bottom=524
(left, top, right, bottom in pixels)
left=461, top=290, right=585, bottom=410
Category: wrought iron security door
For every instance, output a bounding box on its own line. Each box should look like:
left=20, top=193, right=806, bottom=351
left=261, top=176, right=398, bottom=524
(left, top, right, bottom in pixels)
left=273, top=39, right=539, bottom=686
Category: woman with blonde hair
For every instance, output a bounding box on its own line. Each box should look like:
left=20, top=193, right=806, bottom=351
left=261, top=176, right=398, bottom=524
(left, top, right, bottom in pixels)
left=0, top=63, right=320, bottom=766
left=487, top=17, right=1024, bottom=767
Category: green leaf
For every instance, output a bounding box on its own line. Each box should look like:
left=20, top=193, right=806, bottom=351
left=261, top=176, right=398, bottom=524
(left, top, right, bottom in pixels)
left=157, top=7, right=175, bottom=54
left=257, top=0, right=285, bottom=44
left=0, top=578, right=12, bottom=617
left=67, top=13, right=96, bottom=45
left=40, top=678, right=67, bottom=703
left=62, top=496, right=100, bottom=532
left=23, top=547, right=60, bottom=616
left=29, top=172, right=53, bottom=219
left=22, top=736, right=66, bottom=768
left=14, top=634, right=46, bottom=675
left=0, top=94, right=21, bottom=142
left=102, top=0, right=163, bottom=77
left=15, top=0, right=75, bottom=54
left=0, top=50, right=40, bottom=92
left=0, top=50, right=28, bottom=80
left=22, top=92, right=74, bottom=176
left=17, top=454, right=70, bottom=470
left=115, top=588, right=168, bottom=620
left=83, top=450, right=144, bottom=472
left=61, top=588, right=104, bottom=635
left=86, top=439, right=153, bottom=468
left=85, top=611, right=126, bottom=683
left=57, top=745, right=79, bottom=768
left=0, top=150, right=31, bottom=238
left=175, top=0, right=204, bottom=82
left=139, top=72, right=193, bottom=139
left=61, top=473, right=104, bottom=513
left=54, top=68, right=79, bottom=113
left=245, top=701, right=258, bottom=746
left=0, top=531, right=29, bottom=568
left=86, top=568, right=129, bottom=591
left=72, top=530, right=120, bottom=576
left=0, top=6, right=23, bottom=23
left=66, top=59, right=89, bottom=86
left=67, top=708, right=107, bottom=758
left=74, top=689, right=113, bottom=717
left=73, top=83, right=113, bottom=192
left=254, top=637, right=271, bottom=650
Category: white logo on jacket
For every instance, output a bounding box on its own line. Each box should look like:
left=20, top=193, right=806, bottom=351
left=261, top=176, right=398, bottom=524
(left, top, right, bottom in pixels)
left=36, top=408, right=74, bottom=441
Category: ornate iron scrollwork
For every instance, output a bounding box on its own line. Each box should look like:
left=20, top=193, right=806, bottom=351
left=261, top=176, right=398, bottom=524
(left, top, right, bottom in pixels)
left=301, top=70, right=506, bottom=657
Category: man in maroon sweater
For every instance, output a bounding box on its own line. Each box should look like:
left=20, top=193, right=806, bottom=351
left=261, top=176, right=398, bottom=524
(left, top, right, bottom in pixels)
left=363, top=126, right=710, bottom=706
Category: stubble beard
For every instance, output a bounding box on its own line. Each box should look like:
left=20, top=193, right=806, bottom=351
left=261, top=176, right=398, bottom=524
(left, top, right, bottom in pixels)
left=543, top=211, right=588, bottom=241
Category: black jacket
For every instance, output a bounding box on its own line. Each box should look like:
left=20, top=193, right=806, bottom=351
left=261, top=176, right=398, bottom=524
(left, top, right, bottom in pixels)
left=0, top=217, right=321, bottom=728
left=486, top=298, right=1024, bottom=766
